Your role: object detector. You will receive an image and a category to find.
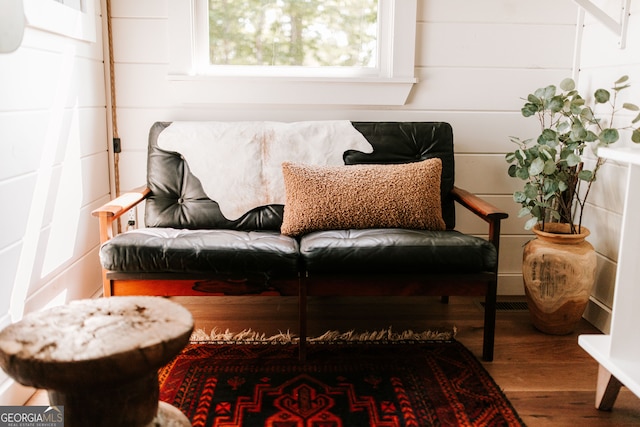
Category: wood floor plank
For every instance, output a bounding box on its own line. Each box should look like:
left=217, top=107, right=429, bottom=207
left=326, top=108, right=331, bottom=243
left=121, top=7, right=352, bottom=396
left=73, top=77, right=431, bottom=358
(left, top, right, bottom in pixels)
left=506, top=390, right=640, bottom=426
left=25, top=295, right=640, bottom=425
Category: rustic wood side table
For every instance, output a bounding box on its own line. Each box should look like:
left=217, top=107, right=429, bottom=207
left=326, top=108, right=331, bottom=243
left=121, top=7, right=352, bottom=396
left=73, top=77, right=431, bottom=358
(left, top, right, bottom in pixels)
left=0, top=296, right=194, bottom=427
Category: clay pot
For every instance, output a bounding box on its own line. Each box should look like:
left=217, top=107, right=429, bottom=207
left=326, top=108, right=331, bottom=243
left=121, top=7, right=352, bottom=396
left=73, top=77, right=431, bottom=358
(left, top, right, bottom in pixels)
left=522, top=223, right=596, bottom=335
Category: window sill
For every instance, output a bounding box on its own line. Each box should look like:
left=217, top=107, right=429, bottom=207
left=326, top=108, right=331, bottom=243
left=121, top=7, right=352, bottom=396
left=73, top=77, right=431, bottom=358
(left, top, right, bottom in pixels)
left=167, top=74, right=417, bottom=106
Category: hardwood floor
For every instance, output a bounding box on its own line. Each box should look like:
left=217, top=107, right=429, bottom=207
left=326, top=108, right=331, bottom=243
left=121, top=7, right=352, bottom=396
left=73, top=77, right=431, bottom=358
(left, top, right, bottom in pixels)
left=28, top=295, right=640, bottom=426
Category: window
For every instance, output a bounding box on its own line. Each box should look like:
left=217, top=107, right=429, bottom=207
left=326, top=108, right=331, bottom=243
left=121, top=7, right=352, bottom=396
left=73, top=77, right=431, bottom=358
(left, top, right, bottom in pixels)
left=205, top=0, right=377, bottom=72
left=168, top=0, right=417, bottom=105
left=24, top=0, right=96, bottom=42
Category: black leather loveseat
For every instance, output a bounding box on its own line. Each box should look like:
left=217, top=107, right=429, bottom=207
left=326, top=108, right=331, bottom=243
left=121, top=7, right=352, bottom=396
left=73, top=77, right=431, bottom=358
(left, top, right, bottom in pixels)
left=93, top=121, right=507, bottom=361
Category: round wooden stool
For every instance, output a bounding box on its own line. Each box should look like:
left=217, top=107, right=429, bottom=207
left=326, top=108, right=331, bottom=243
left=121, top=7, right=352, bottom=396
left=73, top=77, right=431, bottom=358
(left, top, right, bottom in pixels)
left=0, top=296, right=194, bottom=427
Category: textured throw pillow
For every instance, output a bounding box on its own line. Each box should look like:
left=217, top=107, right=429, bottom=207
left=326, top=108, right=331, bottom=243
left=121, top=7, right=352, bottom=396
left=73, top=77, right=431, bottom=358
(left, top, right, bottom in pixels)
left=280, top=159, right=446, bottom=236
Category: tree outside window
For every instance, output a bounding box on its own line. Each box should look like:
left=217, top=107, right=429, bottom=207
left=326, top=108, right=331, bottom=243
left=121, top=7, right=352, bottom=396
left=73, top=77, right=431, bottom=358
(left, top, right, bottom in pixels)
left=208, top=0, right=378, bottom=68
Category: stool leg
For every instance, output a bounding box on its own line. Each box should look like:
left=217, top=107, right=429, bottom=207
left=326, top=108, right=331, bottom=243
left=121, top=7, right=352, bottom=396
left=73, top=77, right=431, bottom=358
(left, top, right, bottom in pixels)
left=48, top=372, right=158, bottom=427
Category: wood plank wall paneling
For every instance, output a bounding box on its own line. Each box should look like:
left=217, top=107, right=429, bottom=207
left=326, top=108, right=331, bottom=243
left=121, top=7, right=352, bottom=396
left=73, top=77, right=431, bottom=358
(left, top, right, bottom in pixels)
left=417, top=23, right=576, bottom=69
left=0, top=0, right=107, bottom=338
left=0, top=0, right=107, bottom=395
left=418, top=1, right=579, bottom=24
left=575, top=0, right=640, bottom=330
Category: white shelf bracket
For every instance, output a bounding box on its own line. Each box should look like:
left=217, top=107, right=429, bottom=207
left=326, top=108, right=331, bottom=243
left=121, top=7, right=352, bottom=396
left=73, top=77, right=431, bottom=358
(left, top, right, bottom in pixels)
left=573, top=0, right=631, bottom=48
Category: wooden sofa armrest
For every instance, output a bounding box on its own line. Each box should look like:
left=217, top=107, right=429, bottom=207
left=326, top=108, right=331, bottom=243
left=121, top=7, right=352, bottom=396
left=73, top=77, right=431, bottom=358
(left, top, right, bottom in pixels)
left=451, top=186, right=508, bottom=251
left=91, top=186, right=151, bottom=244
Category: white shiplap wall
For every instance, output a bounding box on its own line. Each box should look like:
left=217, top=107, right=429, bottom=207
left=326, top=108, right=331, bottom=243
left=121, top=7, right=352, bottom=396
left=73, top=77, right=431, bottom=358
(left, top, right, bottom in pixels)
left=575, top=0, right=640, bottom=332
left=0, top=0, right=108, bottom=404
left=108, top=0, right=579, bottom=296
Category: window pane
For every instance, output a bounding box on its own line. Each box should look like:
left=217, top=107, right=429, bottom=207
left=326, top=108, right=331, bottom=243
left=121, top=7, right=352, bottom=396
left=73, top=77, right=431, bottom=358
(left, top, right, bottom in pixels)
left=208, top=0, right=378, bottom=67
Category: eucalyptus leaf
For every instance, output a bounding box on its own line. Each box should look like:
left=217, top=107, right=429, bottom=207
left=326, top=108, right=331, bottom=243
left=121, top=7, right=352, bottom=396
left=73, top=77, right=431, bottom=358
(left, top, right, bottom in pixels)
left=516, top=167, right=529, bottom=180
left=571, top=97, right=585, bottom=107
left=557, top=121, right=570, bottom=133
left=531, top=205, right=543, bottom=219
left=580, top=108, right=594, bottom=122
left=543, top=159, right=557, bottom=175
left=559, top=78, right=575, bottom=91
left=570, top=124, right=587, bottom=141
left=524, top=183, right=538, bottom=199
left=533, top=88, right=546, bottom=99
left=540, top=128, right=557, bottom=142
left=599, top=128, right=619, bottom=144
left=521, top=104, right=538, bottom=117
left=615, top=75, right=629, bottom=84
left=543, top=85, right=556, bottom=100
left=518, top=207, right=532, bottom=218
left=524, top=217, right=539, bottom=230
left=594, top=89, right=610, bottom=103
left=543, top=179, right=558, bottom=193
left=570, top=101, right=584, bottom=115
left=623, top=103, right=639, bottom=111
left=578, top=170, right=594, bottom=181
left=548, top=96, right=564, bottom=113
left=585, top=130, right=599, bottom=142
left=632, top=129, right=640, bottom=143
left=539, top=147, right=551, bottom=160
left=529, top=158, right=545, bottom=176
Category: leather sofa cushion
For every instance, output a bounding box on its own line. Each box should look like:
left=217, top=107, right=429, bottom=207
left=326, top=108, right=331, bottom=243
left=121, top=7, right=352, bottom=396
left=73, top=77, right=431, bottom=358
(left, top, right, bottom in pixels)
left=99, top=228, right=300, bottom=275
left=300, top=228, right=497, bottom=274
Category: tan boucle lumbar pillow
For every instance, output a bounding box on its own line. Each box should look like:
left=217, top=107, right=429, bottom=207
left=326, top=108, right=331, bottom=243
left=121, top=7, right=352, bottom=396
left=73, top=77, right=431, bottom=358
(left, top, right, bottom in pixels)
left=280, top=159, right=446, bottom=236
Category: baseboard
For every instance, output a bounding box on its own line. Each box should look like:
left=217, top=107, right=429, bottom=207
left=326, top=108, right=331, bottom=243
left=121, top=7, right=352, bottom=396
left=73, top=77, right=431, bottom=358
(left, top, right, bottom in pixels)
left=583, top=297, right=612, bottom=334
left=497, top=274, right=525, bottom=296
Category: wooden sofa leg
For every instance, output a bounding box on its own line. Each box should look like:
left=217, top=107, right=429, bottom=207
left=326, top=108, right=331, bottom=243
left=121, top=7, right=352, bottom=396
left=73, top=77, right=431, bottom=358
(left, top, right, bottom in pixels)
left=440, top=296, right=449, bottom=304
left=482, top=279, right=498, bottom=362
left=102, top=269, right=113, bottom=297
left=298, top=275, right=307, bottom=362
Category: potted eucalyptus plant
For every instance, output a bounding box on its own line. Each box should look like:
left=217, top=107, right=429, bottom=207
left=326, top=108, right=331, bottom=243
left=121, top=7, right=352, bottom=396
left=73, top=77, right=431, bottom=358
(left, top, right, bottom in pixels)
left=506, top=76, right=640, bottom=334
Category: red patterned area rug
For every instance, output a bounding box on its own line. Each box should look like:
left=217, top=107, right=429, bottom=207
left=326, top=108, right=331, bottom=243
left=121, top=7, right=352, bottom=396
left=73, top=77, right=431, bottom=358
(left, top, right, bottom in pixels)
left=158, top=340, right=525, bottom=427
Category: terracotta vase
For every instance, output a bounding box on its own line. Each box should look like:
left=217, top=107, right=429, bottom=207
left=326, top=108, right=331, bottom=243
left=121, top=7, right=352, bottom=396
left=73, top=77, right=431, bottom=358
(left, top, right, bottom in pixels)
left=522, top=223, right=597, bottom=335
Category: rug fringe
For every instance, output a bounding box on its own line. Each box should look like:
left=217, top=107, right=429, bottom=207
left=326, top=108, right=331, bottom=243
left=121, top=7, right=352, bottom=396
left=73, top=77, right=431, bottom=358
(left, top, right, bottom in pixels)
left=190, top=326, right=456, bottom=344
left=190, top=327, right=297, bottom=343
left=309, top=326, right=456, bottom=343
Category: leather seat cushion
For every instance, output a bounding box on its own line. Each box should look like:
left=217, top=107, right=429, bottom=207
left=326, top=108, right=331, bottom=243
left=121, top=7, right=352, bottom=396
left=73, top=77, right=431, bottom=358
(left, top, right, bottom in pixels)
left=300, top=228, right=497, bottom=274
left=99, top=228, right=300, bottom=275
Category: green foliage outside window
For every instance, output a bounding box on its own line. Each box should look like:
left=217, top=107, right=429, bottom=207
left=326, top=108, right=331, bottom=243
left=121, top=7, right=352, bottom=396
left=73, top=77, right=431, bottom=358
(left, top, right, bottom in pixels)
left=208, top=0, right=378, bottom=67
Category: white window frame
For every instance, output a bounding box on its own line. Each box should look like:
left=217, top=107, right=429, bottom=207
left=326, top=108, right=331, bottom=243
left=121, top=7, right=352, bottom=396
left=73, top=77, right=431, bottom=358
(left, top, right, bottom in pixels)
left=167, top=0, right=417, bottom=106
left=24, top=0, right=96, bottom=42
